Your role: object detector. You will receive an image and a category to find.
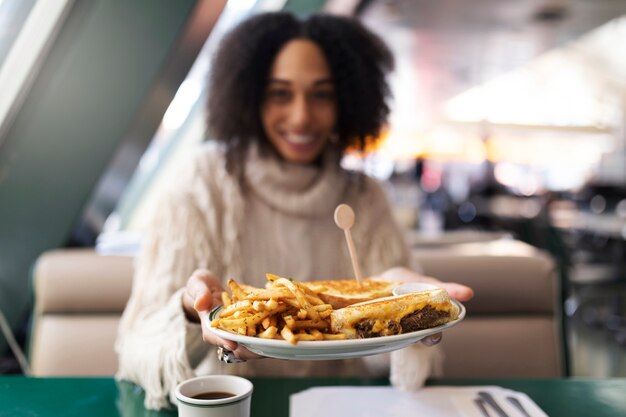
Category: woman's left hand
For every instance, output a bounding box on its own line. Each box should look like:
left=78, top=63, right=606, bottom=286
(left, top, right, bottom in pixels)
left=376, top=266, right=474, bottom=346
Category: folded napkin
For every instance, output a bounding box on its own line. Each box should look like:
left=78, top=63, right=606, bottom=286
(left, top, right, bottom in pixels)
left=290, top=386, right=548, bottom=417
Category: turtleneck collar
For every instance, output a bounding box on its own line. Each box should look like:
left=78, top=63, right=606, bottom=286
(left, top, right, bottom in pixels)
left=243, top=143, right=350, bottom=218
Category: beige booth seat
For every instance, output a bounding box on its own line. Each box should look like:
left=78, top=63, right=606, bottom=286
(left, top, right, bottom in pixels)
left=30, top=239, right=563, bottom=378
left=413, top=239, right=563, bottom=378
left=30, top=249, right=133, bottom=376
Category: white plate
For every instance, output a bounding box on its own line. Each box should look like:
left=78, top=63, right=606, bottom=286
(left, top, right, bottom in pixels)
left=206, top=300, right=465, bottom=360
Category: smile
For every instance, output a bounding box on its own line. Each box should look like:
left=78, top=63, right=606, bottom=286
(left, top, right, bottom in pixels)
left=284, top=133, right=317, bottom=145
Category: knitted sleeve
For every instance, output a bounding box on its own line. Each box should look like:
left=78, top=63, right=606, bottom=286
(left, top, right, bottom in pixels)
left=115, top=188, right=218, bottom=409
left=115, top=145, right=244, bottom=410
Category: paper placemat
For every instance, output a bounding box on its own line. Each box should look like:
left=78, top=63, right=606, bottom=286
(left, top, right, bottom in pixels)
left=290, top=386, right=548, bottom=417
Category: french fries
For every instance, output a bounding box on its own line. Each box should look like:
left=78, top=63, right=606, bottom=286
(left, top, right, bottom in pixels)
left=210, top=274, right=346, bottom=344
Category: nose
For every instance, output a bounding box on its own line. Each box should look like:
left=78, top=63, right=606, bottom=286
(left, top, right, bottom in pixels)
left=289, top=94, right=311, bottom=129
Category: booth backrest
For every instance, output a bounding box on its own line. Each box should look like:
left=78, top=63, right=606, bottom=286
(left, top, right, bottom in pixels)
left=30, top=239, right=563, bottom=377
left=412, top=239, right=563, bottom=378
left=30, top=249, right=132, bottom=376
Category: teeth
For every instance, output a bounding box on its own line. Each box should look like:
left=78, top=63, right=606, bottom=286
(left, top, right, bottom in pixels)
left=286, top=134, right=315, bottom=144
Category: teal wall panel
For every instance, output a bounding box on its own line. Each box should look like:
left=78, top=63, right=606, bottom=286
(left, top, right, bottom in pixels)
left=0, top=0, right=199, bottom=353
left=283, top=0, right=327, bottom=16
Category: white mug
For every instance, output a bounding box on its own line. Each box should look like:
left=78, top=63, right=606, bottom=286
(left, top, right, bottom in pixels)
left=175, top=375, right=253, bottom=417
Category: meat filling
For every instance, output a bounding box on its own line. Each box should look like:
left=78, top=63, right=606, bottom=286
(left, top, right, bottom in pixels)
left=400, top=306, right=449, bottom=333
left=354, top=306, right=450, bottom=338
left=355, top=320, right=400, bottom=338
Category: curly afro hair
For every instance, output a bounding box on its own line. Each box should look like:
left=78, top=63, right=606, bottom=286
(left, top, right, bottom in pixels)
left=207, top=12, right=394, bottom=171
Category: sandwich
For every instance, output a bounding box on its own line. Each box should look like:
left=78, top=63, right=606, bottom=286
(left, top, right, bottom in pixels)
left=329, top=288, right=460, bottom=338
left=302, top=278, right=399, bottom=309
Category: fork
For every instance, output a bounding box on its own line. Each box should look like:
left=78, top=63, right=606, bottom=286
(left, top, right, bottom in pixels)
left=507, top=396, right=532, bottom=417
left=474, top=398, right=492, bottom=417
left=478, top=391, right=510, bottom=417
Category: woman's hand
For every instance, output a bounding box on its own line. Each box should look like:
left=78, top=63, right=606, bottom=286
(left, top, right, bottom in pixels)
left=377, top=266, right=474, bottom=346
left=183, top=269, right=262, bottom=361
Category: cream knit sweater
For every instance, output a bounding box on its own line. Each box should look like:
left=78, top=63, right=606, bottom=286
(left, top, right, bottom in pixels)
left=115, top=143, right=441, bottom=409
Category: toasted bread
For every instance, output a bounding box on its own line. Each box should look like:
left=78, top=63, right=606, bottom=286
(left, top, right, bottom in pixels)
left=302, top=278, right=399, bottom=309
left=330, top=288, right=460, bottom=338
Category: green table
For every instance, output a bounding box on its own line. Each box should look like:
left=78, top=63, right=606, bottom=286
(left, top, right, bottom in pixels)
left=1, top=376, right=625, bottom=416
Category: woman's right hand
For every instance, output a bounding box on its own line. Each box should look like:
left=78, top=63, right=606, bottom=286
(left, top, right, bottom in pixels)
left=183, top=269, right=262, bottom=361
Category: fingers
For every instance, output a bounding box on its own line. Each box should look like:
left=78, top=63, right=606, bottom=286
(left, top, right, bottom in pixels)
left=198, top=311, right=238, bottom=351
left=194, top=291, right=214, bottom=312
left=232, top=345, right=264, bottom=361
left=377, top=267, right=475, bottom=302
left=421, top=332, right=442, bottom=346
left=210, top=335, right=239, bottom=352
left=186, top=269, right=224, bottom=313
left=376, top=267, right=414, bottom=282
left=378, top=267, right=439, bottom=285
left=182, top=269, right=224, bottom=323
left=437, top=282, right=474, bottom=302
left=198, top=312, right=263, bottom=360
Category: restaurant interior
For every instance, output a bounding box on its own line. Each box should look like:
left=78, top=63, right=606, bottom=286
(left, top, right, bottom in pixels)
left=1, top=0, right=626, bottom=415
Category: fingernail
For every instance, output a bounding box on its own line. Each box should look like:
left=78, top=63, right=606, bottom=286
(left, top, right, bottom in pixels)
left=423, top=333, right=442, bottom=346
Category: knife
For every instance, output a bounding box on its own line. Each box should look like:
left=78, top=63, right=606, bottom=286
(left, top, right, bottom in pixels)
left=478, top=391, right=510, bottom=417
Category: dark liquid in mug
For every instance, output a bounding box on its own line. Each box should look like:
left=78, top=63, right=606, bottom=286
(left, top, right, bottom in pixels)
left=192, top=391, right=235, bottom=400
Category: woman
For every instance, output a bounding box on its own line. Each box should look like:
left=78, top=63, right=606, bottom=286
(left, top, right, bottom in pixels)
left=115, top=12, right=473, bottom=410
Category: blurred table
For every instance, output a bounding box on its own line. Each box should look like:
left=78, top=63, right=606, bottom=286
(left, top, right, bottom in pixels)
left=550, top=205, right=626, bottom=240
left=1, top=376, right=626, bottom=417
left=404, top=229, right=512, bottom=248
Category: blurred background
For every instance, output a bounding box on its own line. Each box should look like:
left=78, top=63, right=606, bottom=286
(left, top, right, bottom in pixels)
left=1, top=0, right=625, bottom=377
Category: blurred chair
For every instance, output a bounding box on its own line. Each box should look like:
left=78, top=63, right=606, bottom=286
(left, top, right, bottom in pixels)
left=29, top=249, right=132, bottom=376
left=413, top=239, right=564, bottom=378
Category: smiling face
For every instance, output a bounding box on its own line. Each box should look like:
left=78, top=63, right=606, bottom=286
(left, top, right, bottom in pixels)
left=261, top=39, right=337, bottom=164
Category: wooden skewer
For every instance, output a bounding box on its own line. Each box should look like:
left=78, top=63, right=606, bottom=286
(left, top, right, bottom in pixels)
left=334, top=204, right=362, bottom=286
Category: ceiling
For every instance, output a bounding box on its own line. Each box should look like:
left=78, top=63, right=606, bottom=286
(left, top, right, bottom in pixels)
left=326, top=0, right=626, bottom=126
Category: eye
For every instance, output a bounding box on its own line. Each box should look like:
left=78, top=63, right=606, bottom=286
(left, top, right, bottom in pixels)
left=313, top=90, right=335, bottom=100
left=266, top=88, right=291, bottom=102
left=311, top=89, right=335, bottom=101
